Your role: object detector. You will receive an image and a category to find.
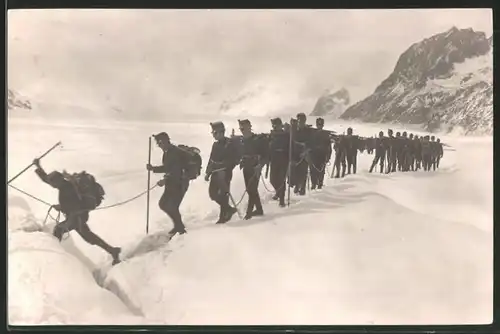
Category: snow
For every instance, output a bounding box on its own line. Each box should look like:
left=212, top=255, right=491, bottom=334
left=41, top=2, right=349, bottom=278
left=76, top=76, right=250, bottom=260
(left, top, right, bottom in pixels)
left=425, top=49, right=492, bottom=92
left=8, top=216, right=146, bottom=325
left=8, top=114, right=492, bottom=325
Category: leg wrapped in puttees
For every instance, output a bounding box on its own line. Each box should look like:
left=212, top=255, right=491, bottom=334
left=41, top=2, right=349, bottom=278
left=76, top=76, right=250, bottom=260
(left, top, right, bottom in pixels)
left=159, top=180, right=189, bottom=234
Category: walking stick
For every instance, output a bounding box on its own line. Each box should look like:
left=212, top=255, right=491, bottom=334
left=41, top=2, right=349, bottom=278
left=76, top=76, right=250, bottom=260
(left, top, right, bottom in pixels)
left=8, top=141, right=62, bottom=184
left=287, top=118, right=293, bottom=207
left=146, top=136, right=152, bottom=234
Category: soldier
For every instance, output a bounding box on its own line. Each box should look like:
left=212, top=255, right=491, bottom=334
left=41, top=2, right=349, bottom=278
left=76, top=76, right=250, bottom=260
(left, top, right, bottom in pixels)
left=367, top=136, right=375, bottom=155
left=413, top=135, right=422, bottom=171
left=293, top=113, right=313, bottom=195
left=420, top=135, right=432, bottom=171
left=369, top=131, right=387, bottom=173
left=430, top=135, right=439, bottom=171
left=268, top=117, right=290, bottom=207
left=394, top=131, right=403, bottom=171
left=344, top=127, right=360, bottom=175
left=435, top=138, right=444, bottom=169
left=407, top=133, right=416, bottom=171
left=332, top=134, right=347, bottom=178
left=238, top=119, right=269, bottom=220
left=146, top=132, right=190, bottom=235
left=386, top=129, right=397, bottom=173
left=205, top=122, right=240, bottom=224
left=33, top=159, right=121, bottom=265
left=400, top=131, right=410, bottom=172
left=309, top=118, right=332, bottom=190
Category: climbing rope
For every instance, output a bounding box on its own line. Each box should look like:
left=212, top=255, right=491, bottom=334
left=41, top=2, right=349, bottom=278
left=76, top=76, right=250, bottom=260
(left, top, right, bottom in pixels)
left=8, top=183, right=159, bottom=215
left=8, top=184, right=52, bottom=207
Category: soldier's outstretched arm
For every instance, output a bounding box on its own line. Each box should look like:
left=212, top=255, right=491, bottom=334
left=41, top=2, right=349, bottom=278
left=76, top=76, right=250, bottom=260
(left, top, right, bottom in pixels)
left=33, top=159, right=53, bottom=186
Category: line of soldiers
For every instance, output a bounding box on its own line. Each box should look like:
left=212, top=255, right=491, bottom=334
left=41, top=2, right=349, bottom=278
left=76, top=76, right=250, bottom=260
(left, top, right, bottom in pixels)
left=364, top=130, right=444, bottom=174
left=30, top=114, right=446, bottom=264
left=149, top=114, right=446, bottom=236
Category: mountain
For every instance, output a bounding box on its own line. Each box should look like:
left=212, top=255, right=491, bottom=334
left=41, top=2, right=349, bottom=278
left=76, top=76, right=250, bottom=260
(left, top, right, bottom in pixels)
left=8, top=89, right=32, bottom=111
left=310, top=88, right=351, bottom=118
left=340, top=27, right=493, bottom=135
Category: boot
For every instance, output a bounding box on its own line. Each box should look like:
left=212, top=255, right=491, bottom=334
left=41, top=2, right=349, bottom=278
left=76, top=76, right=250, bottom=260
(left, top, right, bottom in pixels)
left=215, top=207, right=226, bottom=224
left=110, top=247, right=121, bottom=265
left=223, top=206, right=238, bottom=222
left=252, top=209, right=264, bottom=217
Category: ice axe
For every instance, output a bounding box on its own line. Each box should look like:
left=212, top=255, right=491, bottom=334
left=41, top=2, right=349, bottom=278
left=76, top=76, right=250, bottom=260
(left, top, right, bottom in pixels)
left=8, top=141, right=62, bottom=185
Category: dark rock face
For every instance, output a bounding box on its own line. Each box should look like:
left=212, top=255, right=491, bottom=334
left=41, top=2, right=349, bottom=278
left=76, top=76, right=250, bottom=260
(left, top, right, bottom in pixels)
left=340, top=27, right=493, bottom=135
left=8, top=89, right=32, bottom=111
left=310, top=88, right=350, bottom=117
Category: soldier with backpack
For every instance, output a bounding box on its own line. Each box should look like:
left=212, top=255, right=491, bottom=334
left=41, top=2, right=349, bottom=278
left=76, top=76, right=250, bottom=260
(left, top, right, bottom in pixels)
left=268, top=117, right=290, bottom=206
left=238, top=119, right=269, bottom=220
left=205, top=122, right=239, bottom=224
left=33, top=159, right=121, bottom=265
left=309, top=118, right=332, bottom=189
left=147, top=132, right=201, bottom=236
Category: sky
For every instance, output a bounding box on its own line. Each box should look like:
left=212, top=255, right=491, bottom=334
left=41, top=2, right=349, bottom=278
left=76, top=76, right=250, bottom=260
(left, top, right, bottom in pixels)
left=7, top=9, right=493, bottom=119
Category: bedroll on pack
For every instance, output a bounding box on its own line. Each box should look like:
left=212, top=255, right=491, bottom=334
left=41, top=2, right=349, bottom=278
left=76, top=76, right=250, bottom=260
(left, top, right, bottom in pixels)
left=177, top=145, right=203, bottom=180
left=63, top=171, right=105, bottom=210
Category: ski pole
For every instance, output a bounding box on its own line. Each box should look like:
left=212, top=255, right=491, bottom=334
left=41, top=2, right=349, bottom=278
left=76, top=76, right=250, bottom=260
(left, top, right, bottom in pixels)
left=146, top=136, right=152, bottom=234
left=8, top=141, right=62, bottom=184
left=287, top=117, right=293, bottom=207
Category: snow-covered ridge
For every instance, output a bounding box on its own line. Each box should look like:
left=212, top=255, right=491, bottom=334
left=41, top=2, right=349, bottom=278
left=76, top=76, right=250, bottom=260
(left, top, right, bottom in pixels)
left=340, top=27, right=493, bottom=136
left=310, top=87, right=351, bottom=118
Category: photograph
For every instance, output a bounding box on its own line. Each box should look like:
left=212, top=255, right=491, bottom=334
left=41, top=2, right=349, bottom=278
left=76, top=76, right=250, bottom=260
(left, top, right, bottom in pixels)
left=7, top=8, right=493, bottom=326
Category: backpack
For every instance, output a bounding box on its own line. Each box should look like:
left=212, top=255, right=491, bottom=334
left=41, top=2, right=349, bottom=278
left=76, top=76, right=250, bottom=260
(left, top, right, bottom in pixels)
left=64, top=171, right=105, bottom=210
left=177, top=145, right=203, bottom=180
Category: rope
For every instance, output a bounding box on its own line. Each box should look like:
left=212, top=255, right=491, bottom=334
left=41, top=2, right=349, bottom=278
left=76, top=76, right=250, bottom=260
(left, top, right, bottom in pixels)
left=96, top=184, right=159, bottom=210
left=228, top=167, right=262, bottom=208
left=8, top=184, right=52, bottom=207
left=8, top=183, right=159, bottom=215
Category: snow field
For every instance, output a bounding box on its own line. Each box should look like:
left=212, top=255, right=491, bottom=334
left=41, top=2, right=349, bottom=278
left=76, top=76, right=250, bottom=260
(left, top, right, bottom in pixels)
left=8, top=117, right=492, bottom=325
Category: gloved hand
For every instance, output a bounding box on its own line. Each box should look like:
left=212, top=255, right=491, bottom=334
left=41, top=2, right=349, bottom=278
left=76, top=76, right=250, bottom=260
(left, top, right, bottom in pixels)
left=33, top=158, right=41, bottom=167
left=157, top=178, right=166, bottom=187
left=204, top=174, right=210, bottom=182
left=52, top=204, right=61, bottom=212
left=146, top=164, right=153, bottom=171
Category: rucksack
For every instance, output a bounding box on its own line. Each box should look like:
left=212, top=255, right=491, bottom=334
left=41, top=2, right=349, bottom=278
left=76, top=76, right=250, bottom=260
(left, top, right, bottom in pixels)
left=177, top=145, right=203, bottom=180
left=64, top=171, right=105, bottom=210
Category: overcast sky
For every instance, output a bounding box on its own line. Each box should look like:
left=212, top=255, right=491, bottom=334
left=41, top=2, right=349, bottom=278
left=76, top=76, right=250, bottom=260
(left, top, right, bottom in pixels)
left=8, top=9, right=492, bottom=117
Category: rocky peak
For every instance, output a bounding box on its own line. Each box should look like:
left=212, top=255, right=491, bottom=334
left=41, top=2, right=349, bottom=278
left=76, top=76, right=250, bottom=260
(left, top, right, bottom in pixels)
left=340, top=27, right=492, bottom=135
left=8, top=89, right=32, bottom=111
left=377, top=27, right=491, bottom=93
left=310, top=87, right=351, bottom=117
